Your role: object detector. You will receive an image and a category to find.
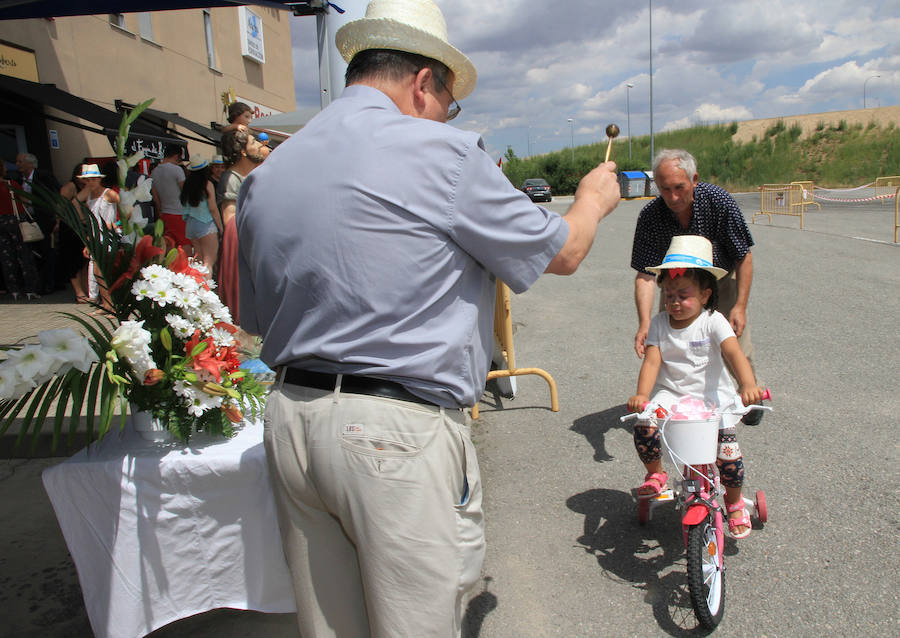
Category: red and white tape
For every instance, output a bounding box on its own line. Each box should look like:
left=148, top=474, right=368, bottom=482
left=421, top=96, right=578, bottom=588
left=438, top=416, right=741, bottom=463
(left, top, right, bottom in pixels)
left=814, top=192, right=896, bottom=203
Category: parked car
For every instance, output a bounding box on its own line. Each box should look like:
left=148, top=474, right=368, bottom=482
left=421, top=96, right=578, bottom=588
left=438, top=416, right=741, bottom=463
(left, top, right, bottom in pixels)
left=520, top=178, right=552, bottom=202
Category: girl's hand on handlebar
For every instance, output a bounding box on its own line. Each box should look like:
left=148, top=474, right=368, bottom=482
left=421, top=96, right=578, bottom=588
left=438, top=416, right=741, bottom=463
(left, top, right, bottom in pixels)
left=740, top=386, right=766, bottom=407
left=628, top=394, right=650, bottom=413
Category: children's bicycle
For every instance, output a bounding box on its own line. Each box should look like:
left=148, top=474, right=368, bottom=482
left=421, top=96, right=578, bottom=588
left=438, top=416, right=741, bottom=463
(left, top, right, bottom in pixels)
left=620, top=391, right=772, bottom=629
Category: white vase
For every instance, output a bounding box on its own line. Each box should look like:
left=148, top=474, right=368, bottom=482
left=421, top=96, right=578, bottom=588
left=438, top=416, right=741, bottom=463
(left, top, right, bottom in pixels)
left=129, top=407, right=174, bottom=442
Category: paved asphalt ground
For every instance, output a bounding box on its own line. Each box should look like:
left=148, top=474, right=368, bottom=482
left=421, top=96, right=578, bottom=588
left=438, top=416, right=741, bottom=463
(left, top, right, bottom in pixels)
left=1, top=190, right=897, bottom=637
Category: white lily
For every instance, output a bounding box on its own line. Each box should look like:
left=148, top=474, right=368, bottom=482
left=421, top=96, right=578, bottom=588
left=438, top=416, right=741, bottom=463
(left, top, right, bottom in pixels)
left=126, top=149, right=145, bottom=167
left=38, top=329, right=98, bottom=373
left=110, top=320, right=156, bottom=377
left=5, top=345, right=58, bottom=384
left=0, top=364, right=31, bottom=400
left=132, top=175, right=153, bottom=203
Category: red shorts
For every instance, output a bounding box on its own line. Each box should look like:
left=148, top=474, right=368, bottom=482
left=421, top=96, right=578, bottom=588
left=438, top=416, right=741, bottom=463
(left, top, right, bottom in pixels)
left=160, top=212, right=190, bottom=248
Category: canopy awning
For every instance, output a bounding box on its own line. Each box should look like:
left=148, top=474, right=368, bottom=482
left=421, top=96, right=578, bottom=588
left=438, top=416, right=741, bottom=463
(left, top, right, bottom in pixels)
left=0, top=1, right=299, bottom=20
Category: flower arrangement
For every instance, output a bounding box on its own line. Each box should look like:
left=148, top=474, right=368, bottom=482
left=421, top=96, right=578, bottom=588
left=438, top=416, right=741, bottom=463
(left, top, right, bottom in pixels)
left=0, top=99, right=267, bottom=449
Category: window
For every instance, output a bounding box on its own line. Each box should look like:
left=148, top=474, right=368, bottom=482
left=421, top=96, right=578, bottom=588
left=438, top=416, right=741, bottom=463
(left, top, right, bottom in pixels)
left=203, top=9, right=217, bottom=69
left=138, top=13, right=155, bottom=42
left=109, top=13, right=127, bottom=29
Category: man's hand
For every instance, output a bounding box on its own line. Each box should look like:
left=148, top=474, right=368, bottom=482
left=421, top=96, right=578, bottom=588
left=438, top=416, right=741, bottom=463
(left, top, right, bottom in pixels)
left=634, top=326, right=649, bottom=359
left=728, top=305, right=747, bottom=337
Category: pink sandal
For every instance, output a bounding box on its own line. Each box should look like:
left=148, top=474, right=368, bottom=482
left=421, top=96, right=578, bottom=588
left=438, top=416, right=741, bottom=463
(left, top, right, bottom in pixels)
left=726, top=500, right=752, bottom=539
left=637, top=471, right=668, bottom=499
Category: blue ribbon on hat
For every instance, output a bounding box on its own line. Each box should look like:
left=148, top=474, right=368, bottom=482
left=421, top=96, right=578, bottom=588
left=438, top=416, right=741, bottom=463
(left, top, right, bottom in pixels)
left=662, top=253, right=712, bottom=267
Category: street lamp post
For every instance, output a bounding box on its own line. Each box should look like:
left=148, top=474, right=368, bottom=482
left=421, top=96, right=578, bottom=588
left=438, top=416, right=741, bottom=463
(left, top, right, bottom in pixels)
left=626, top=83, right=634, bottom=160
left=567, top=118, right=574, bottom=162
left=864, top=75, right=880, bottom=109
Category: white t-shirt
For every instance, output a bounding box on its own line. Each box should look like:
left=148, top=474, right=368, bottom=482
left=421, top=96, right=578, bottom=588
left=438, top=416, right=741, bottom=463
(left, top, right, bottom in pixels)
left=646, top=309, right=741, bottom=426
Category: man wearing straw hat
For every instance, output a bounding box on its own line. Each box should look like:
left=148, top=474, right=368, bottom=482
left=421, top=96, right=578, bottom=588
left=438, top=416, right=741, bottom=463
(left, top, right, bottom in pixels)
left=630, top=148, right=762, bottom=424
left=237, top=0, right=620, bottom=635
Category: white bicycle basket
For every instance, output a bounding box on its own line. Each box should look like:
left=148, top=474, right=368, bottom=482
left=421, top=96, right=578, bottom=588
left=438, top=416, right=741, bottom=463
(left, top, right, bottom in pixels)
left=661, top=416, right=720, bottom=465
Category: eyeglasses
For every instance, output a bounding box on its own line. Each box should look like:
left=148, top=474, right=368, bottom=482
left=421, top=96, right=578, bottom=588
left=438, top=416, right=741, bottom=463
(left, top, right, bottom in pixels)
left=432, top=72, right=461, bottom=121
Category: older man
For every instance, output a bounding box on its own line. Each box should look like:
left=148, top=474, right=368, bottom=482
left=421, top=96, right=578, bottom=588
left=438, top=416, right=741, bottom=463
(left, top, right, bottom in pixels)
left=237, top=0, right=620, bottom=635
left=630, top=149, right=762, bottom=423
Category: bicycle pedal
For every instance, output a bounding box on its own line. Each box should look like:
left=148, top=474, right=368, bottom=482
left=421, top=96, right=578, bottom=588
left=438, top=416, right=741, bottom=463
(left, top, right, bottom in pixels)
left=652, top=490, right=675, bottom=502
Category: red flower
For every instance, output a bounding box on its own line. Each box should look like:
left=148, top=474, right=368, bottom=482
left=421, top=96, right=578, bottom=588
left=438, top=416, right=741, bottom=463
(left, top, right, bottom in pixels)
left=186, top=330, right=230, bottom=382
left=110, top=235, right=164, bottom=292
left=143, top=369, right=165, bottom=385
left=170, top=247, right=209, bottom=289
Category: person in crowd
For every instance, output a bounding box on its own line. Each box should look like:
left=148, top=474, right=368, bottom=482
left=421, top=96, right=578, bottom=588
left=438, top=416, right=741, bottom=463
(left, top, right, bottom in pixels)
left=630, top=148, right=764, bottom=424
left=150, top=144, right=189, bottom=249
left=74, top=164, right=118, bottom=314
left=222, top=101, right=253, bottom=134
left=236, top=1, right=620, bottom=635
left=0, top=160, right=42, bottom=301
left=216, top=128, right=266, bottom=323
left=209, top=154, right=226, bottom=192
left=15, top=152, right=60, bottom=294
left=627, top=235, right=765, bottom=538
left=180, top=155, right=222, bottom=272
left=59, top=162, right=91, bottom=302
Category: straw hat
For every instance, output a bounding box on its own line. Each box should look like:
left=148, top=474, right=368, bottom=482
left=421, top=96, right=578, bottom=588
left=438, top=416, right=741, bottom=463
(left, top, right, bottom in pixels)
left=187, top=156, right=209, bottom=171
left=77, top=163, right=104, bottom=179
left=211, top=155, right=225, bottom=165
left=335, top=0, right=477, bottom=99
left=646, top=235, right=728, bottom=280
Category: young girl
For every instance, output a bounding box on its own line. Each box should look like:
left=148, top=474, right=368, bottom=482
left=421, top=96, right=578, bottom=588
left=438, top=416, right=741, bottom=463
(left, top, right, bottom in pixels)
left=180, top=156, right=222, bottom=272
left=627, top=235, right=764, bottom=539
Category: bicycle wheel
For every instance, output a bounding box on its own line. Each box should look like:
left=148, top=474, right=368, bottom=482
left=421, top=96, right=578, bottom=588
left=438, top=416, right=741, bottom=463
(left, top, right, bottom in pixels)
left=686, top=514, right=725, bottom=628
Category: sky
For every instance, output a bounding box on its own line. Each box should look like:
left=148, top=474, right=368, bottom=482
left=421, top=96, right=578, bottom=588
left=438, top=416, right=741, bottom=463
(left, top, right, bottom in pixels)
left=286, top=0, right=900, bottom=162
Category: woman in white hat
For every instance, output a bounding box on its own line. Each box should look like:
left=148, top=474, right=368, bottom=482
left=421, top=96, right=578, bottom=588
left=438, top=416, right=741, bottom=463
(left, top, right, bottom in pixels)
left=179, top=156, right=222, bottom=272
left=626, top=235, right=765, bottom=539
left=74, top=163, right=119, bottom=313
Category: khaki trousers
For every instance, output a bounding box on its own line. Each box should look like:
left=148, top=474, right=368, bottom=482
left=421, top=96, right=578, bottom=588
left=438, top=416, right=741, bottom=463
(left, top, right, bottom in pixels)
left=264, top=374, right=485, bottom=637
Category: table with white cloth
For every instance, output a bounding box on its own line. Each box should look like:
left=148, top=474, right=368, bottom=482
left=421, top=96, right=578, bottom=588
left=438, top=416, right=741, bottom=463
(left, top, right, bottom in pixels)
left=41, top=419, right=296, bottom=638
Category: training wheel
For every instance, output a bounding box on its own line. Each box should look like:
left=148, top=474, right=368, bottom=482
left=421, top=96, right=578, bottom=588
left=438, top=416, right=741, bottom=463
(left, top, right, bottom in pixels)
left=638, top=498, right=650, bottom=525
left=755, top=490, right=768, bottom=523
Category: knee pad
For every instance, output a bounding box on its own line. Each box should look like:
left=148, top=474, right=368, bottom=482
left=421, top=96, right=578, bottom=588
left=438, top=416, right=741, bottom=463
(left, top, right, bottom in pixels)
left=716, top=430, right=744, bottom=487
left=633, top=422, right=661, bottom=464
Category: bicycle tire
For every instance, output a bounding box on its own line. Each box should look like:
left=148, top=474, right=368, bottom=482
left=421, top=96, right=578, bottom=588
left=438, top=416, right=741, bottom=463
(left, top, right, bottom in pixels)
left=686, top=514, right=725, bottom=628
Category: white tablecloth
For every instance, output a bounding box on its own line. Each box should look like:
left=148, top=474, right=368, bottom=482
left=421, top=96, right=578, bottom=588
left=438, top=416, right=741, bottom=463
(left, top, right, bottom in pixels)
left=42, top=419, right=296, bottom=638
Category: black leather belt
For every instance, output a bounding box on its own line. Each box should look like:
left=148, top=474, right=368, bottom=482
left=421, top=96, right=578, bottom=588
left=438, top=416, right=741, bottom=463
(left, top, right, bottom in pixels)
left=282, top=368, right=435, bottom=407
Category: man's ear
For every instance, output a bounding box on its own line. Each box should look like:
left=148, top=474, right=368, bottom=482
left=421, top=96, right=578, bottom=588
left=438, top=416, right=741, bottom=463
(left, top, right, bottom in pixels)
left=410, top=67, right=432, bottom=115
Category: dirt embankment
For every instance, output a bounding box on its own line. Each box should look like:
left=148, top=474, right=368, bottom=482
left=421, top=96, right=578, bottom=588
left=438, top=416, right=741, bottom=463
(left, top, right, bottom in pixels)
left=732, top=105, right=900, bottom=144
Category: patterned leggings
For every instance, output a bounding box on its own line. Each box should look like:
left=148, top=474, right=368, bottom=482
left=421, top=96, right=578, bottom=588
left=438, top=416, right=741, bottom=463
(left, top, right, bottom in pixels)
left=0, top=215, right=41, bottom=295
left=634, top=422, right=745, bottom=488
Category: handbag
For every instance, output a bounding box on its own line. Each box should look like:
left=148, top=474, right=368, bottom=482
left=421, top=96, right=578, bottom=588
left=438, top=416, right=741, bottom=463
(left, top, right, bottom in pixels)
left=9, top=187, right=44, bottom=243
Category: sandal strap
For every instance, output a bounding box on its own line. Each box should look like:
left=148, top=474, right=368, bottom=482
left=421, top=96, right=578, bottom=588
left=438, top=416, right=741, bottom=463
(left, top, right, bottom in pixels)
left=725, top=500, right=746, bottom=513
left=644, top=471, right=668, bottom=485
left=728, top=513, right=751, bottom=529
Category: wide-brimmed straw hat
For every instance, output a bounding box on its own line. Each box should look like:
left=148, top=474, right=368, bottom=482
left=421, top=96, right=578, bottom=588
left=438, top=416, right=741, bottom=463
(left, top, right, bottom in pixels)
left=335, top=0, right=477, bottom=100
left=646, top=235, right=728, bottom=280
left=211, top=154, right=225, bottom=165
left=187, top=156, right=209, bottom=171
left=77, top=163, right=105, bottom=179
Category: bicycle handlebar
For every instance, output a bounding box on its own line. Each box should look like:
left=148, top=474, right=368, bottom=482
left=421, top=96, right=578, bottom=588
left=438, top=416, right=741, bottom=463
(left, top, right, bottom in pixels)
left=619, top=389, right=772, bottom=423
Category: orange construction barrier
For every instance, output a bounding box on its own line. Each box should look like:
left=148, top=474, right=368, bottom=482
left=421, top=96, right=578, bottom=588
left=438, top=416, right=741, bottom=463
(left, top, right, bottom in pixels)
left=471, top=281, right=559, bottom=419
left=753, top=184, right=804, bottom=229
left=790, top=181, right=821, bottom=213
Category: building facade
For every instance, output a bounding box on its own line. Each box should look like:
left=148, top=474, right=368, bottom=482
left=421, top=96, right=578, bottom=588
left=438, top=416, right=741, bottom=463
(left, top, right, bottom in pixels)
left=0, top=6, right=295, bottom=182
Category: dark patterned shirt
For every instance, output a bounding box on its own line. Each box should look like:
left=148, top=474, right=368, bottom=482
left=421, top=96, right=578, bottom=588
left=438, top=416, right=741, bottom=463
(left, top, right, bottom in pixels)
left=630, top=182, right=754, bottom=275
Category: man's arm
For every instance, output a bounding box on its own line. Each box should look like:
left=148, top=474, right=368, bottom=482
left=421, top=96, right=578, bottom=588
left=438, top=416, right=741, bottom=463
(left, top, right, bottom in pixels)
left=545, top=162, right=620, bottom=275
left=729, top=251, right=753, bottom=337
left=634, top=272, right=657, bottom=358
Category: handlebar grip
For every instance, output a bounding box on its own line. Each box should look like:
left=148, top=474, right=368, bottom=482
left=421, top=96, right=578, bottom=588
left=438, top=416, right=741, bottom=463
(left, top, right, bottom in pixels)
left=761, top=388, right=771, bottom=401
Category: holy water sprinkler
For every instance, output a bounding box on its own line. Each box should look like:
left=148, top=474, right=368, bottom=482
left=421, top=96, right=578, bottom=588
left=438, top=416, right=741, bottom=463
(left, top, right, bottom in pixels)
left=605, top=123, right=620, bottom=162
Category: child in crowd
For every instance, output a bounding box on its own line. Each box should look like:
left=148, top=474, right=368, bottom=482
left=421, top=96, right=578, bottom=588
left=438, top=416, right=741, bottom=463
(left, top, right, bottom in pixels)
left=627, top=235, right=765, bottom=538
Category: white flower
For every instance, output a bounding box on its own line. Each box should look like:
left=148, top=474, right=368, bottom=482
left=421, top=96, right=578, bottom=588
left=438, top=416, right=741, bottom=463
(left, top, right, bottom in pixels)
left=5, top=345, right=59, bottom=383
left=110, top=320, right=155, bottom=376
left=165, top=314, right=195, bottom=339
left=132, top=175, right=153, bottom=202
left=116, top=159, right=129, bottom=184
left=131, top=278, right=154, bottom=301
left=140, top=264, right=172, bottom=284
left=173, top=379, right=196, bottom=402
left=186, top=391, right=222, bottom=416
left=126, top=149, right=146, bottom=168
left=0, top=364, right=33, bottom=400
left=210, top=326, right=235, bottom=348
left=38, top=329, right=98, bottom=373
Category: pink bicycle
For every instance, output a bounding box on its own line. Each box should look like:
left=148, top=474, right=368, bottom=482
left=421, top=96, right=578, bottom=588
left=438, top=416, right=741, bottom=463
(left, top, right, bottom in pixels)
left=620, top=390, right=772, bottom=629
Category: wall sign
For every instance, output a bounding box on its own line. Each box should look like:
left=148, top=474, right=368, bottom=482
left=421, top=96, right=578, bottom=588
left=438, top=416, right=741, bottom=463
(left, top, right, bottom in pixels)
left=0, top=41, right=39, bottom=82
left=238, top=7, right=265, bottom=64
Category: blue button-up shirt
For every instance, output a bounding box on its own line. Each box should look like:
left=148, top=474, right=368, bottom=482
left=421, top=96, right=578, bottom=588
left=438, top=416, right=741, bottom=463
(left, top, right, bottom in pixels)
left=237, top=85, right=567, bottom=407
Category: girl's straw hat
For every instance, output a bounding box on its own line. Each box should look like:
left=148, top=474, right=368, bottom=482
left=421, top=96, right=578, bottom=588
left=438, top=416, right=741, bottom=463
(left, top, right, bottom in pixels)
left=187, top=156, right=209, bottom=171
left=646, top=235, right=728, bottom=280
left=77, top=163, right=104, bottom=178
left=335, top=0, right=477, bottom=99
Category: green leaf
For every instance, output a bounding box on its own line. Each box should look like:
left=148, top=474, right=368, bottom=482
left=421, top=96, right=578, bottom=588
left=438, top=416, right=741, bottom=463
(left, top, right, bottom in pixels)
left=160, top=327, right=172, bottom=352
left=28, top=375, right=66, bottom=454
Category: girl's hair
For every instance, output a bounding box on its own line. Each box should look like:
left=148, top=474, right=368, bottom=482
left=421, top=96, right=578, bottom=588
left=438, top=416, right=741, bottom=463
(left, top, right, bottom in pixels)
left=657, top=267, right=719, bottom=311
left=180, top=166, right=209, bottom=207
left=227, top=102, right=252, bottom=123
